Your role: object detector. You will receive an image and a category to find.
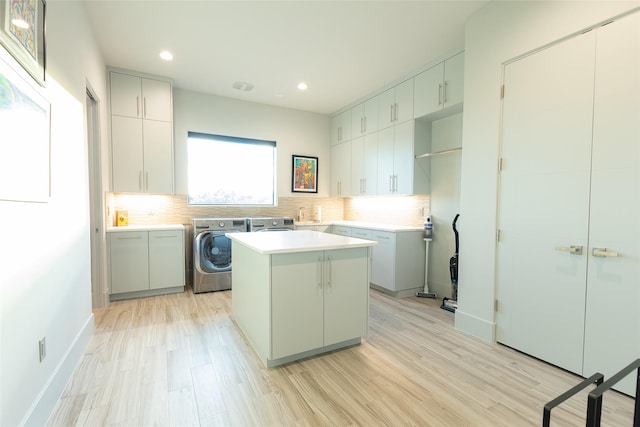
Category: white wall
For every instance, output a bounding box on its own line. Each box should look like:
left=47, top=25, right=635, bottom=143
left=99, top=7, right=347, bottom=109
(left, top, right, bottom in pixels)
left=0, top=1, right=107, bottom=425
left=428, top=113, right=462, bottom=298
left=456, top=1, right=640, bottom=341
left=173, top=89, right=331, bottom=199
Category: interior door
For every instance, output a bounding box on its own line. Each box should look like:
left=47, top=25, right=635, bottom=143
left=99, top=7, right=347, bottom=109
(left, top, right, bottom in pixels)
left=496, top=31, right=596, bottom=373
left=582, top=13, right=640, bottom=396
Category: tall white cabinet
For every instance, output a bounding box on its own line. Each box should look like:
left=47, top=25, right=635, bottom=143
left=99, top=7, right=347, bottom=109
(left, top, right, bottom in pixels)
left=109, top=70, right=174, bottom=194
left=496, top=12, right=639, bottom=396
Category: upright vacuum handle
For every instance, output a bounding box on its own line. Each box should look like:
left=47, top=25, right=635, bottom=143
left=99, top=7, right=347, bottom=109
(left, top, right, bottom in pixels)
left=452, top=214, right=460, bottom=254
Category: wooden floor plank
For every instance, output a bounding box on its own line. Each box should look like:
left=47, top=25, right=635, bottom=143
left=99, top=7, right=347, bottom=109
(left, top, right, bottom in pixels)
left=47, top=288, right=635, bottom=426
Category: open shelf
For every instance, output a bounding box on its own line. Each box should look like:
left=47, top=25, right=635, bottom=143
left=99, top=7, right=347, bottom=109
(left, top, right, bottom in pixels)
left=415, top=147, right=462, bottom=159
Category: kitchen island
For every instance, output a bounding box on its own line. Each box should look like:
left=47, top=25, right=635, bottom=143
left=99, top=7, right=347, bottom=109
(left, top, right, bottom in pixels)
left=228, top=230, right=376, bottom=368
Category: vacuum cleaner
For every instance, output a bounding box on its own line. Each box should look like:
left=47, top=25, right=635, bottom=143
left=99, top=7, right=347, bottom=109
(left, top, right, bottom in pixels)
left=441, top=214, right=460, bottom=313
left=416, top=216, right=437, bottom=299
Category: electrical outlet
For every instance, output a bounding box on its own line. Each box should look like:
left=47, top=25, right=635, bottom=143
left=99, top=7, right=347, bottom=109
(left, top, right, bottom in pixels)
left=419, top=207, right=425, bottom=217
left=39, top=337, right=46, bottom=362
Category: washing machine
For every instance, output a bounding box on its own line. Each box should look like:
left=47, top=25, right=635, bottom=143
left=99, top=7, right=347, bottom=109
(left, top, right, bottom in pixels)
left=192, top=217, right=247, bottom=293
left=246, top=216, right=295, bottom=232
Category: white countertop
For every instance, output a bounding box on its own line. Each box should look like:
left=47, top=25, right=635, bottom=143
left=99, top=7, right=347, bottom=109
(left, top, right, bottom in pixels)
left=330, top=220, right=423, bottom=232
left=228, top=230, right=376, bottom=255
left=107, top=224, right=185, bottom=232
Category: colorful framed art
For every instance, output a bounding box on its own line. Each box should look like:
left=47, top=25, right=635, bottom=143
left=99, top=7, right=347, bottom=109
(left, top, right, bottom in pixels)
left=292, top=155, right=318, bottom=193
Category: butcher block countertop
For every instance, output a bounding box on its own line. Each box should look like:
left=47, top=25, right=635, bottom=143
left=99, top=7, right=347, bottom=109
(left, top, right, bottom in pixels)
left=227, top=230, right=376, bottom=255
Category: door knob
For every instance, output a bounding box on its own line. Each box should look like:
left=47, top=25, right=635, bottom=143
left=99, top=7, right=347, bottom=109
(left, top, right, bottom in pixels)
left=592, top=248, right=618, bottom=258
left=555, top=245, right=583, bottom=255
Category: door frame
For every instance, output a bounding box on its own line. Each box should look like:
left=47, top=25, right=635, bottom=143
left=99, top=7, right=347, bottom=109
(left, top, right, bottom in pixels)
left=86, top=83, right=108, bottom=309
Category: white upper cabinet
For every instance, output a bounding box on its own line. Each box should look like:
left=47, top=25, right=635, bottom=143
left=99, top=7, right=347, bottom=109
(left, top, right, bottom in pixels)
left=110, top=72, right=172, bottom=122
left=351, top=97, right=379, bottom=137
left=414, top=52, right=464, bottom=118
left=330, top=109, right=352, bottom=145
left=330, top=140, right=352, bottom=196
left=351, top=133, right=378, bottom=196
left=109, top=70, right=174, bottom=193
left=378, top=79, right=414, bottom=130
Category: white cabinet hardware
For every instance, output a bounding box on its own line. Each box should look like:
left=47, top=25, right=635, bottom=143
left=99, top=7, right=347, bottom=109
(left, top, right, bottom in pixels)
left=592, top=248, right=618, bottom=257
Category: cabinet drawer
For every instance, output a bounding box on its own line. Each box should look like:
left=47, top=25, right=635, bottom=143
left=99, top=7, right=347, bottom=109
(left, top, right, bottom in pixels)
left=351, top=228, right=372, bottom=239
left=331, top=226, right=351, bottom=236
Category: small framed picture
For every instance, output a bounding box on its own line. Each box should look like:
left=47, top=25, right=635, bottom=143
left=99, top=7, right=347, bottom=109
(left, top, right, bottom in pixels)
left=291, top=155, right=318, bottom=193
left=0, top=0, right=46, bottom=86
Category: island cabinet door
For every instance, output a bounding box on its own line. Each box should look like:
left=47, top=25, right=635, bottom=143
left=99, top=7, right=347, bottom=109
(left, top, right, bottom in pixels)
left=323, top=247, right=369, bottom=346
left=271, top=251, right=324, bottom=359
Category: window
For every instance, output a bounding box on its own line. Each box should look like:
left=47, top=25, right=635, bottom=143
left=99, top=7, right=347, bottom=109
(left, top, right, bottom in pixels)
left=187, top=132, right=276, bottom=205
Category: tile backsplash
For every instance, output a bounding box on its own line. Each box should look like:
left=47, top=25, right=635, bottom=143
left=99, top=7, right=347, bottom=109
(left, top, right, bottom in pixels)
left=108, top=193, right=429, bottom=228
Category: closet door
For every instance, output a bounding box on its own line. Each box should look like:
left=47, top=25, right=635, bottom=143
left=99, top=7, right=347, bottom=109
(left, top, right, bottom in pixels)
left=582, top=13, right=640, bottom=396
left=496, top=31, right=596, bottom=373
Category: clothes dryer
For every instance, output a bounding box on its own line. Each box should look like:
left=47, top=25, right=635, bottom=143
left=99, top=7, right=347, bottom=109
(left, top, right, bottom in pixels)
left=192, top=217, right=246, bottom=293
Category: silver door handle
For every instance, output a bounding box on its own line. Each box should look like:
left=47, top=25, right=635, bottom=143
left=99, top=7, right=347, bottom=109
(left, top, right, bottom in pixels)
left=592, top=248, right=618, bottom=258
left=555, top=245, right=583, bottom=255
left=438, top=83, right=443, bottom=105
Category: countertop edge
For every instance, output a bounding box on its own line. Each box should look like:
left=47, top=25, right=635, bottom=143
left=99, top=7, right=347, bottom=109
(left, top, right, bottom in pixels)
left=229, top=230, right=377, bottom=255
left=107, top=224, right=185, bottom=232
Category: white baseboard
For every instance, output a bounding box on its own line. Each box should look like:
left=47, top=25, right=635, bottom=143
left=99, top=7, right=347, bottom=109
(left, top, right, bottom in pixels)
left=23, top=313, right=94, bottom=426
left=454, top=309, right=495, bottom=343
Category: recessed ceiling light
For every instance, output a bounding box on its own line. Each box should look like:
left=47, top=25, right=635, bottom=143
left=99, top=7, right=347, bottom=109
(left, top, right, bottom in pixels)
left=297, top=82, right=308, bottom=91
left=159, top=50, right=173, bottom=61
left=233, top=81, right=254, bottom=91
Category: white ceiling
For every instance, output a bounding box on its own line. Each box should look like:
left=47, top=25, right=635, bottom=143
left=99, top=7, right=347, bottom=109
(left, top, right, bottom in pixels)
left=83, top=1, right=488, bottom=115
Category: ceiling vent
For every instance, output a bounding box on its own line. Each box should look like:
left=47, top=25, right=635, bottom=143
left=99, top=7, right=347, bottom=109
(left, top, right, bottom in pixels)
left=233, top=81, right=254, bottom=91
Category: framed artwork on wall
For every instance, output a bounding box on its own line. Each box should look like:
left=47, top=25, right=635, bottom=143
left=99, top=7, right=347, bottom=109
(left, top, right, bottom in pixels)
left=292, top=155, right=318, bottom=193
left=0, top=49, right=51, bottom=202
left=0, top=0, right=46, bottom=86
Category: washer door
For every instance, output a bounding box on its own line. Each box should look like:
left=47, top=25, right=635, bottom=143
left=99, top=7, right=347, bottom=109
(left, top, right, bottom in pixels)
left=195, top=231, right=233, bottom=273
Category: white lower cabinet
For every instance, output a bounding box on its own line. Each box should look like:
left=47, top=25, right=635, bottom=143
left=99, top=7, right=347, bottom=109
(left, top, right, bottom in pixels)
left=109, top=231, right=149, bottom=294
left=270, top=248, right=369, bottom=359
left=369, top=230, right=425, bottom=296
left=108, top=228, right=185, bottom=299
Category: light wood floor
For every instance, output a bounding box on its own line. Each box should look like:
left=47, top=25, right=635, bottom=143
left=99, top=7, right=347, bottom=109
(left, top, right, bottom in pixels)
left=48, top=288, right=635, bottom=426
